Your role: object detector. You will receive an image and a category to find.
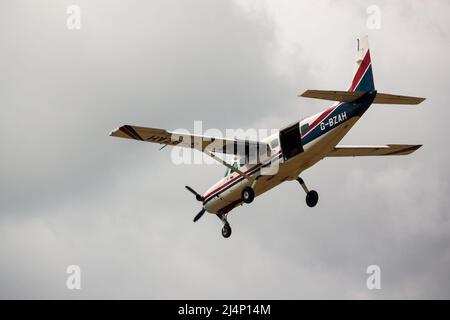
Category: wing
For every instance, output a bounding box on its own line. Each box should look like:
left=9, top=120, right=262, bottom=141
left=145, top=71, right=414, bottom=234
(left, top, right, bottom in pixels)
left=327, top=144, right=422, bottom=157
left=109, top=125, right=268, bottom=156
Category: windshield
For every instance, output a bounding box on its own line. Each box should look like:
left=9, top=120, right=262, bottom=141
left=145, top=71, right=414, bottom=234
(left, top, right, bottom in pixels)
left=224, top=161, right=239, bottom=177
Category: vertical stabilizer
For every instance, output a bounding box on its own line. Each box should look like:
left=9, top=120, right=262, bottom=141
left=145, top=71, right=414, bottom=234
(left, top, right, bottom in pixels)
left=349, top=36, right=375, bottom=92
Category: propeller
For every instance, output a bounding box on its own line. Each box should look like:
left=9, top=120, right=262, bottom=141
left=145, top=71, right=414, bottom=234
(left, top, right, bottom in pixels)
left=185, top=186, right=203, bottom=202
left=193, top=208, right=206, bottom=223
left=186, top=186, right=206, bottom=222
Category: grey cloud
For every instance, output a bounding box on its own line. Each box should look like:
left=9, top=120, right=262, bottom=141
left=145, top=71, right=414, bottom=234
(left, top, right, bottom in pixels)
left=0, top=0, right=449, bottom=299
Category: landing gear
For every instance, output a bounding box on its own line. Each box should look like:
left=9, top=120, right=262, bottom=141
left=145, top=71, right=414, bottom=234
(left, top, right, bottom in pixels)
left=218, top=213, right=232, bottom=238
left=306, top=190, right=319, bottom=208
left=221, top=223, right=232, bottom=238
left=297, top=177, right=319, bottom=208
left=241, top=186, right=255, bottom=204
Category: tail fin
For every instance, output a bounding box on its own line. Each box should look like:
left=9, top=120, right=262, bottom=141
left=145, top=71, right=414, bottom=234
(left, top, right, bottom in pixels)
left=349, top=36, right=375, bottom=92
left=299, top=36, right=426, bottom=105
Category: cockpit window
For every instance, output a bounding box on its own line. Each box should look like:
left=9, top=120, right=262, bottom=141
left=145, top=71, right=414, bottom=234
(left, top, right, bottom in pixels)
left=224, top=161, right=239, bottom=177
left=300, top=123, right=310, bottom=135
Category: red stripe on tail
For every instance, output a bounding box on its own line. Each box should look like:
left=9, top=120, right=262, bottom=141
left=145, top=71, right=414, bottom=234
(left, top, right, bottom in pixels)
left=349, top=51, right=371, bottom=92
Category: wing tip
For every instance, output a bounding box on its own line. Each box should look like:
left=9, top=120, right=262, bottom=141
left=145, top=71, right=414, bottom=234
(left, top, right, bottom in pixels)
left=405, top=144, right=423, bottom=151
left=109, top=125, right=139, bottom=139
left=109, top=125, right=126, bottom=137
left=404, top=144, right=423, bottom=155
left=408, top=97, right=426, bottom=105
left=387, top=144, right=423, bottom=155
left=109, top=128, right=119, bottom=136
left=417, top=97, right=426, bottom=104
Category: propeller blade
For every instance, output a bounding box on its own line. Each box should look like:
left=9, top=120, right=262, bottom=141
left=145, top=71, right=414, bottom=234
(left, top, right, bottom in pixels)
left=185, top=186, right=203, bottom=201
left=193, top=208, right=206, bottom=223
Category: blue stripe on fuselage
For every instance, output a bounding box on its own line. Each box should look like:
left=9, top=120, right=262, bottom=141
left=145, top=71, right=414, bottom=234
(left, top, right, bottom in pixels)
left=302, top=91, right=376, bottom=146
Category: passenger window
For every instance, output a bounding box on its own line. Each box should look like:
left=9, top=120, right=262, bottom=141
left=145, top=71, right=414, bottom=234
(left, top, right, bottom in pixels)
left=270, top=138, right=279, bottom=149
left=300, top=123, right=310, bottom=135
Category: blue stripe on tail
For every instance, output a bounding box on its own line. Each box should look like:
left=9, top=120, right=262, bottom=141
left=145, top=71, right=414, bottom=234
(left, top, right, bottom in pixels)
left=355, top=65, right=375, bottom=92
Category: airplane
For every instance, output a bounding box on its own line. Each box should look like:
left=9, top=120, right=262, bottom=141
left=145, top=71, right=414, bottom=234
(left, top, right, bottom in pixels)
left=110, top=36, right=425, bottom=238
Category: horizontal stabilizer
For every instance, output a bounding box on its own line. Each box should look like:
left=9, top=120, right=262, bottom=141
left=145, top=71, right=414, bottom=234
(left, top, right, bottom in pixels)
left=300, top=90, right=425, bottom=105
left=372, top=93, right=426, bottom=105
left=327, top=144, right=422, bottom=157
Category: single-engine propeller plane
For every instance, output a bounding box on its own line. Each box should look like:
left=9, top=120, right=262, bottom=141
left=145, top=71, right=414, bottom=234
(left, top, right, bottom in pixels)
left=110, top=36, right=425, bottom=238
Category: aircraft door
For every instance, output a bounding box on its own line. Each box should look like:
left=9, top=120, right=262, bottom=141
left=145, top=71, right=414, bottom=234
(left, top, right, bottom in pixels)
left=279, top=122, right=304, bottom=161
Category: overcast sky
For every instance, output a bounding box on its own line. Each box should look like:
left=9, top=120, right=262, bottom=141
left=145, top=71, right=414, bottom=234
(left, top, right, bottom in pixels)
left=1, top=0, right=449, bottom=299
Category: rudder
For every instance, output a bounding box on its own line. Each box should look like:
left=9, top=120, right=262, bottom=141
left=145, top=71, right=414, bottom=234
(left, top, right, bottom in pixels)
left=349, top=36, right=375, bottom=92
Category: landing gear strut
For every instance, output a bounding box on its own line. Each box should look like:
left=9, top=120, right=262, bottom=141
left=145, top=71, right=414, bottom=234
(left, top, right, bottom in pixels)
left=297, top=177, right=319, bottom=208
left=218, top=213, right=232, bottom=238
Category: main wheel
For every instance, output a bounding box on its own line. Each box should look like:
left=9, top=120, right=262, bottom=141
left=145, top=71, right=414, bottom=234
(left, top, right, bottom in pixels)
left=241, top=187, right=255, bottom=204
left=222, top=223, right=232, bottom=238
left=306, top=190, right=319, bottom=208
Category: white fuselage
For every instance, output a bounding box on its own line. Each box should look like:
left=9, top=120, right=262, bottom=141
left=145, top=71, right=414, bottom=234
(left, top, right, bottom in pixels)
left=202, top=101, right=362, bottom=215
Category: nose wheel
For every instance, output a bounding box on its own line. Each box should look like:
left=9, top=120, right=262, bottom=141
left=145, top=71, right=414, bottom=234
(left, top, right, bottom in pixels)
left=297, top=177, right=319, bottom=208
left=221, top=222, right=232, bottom=238
left=305, top=190, right=319, bottom=207
left=218, top=213, right=232, bottom=238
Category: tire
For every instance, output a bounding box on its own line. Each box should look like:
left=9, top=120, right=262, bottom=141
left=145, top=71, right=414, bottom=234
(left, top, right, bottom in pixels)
left=222, top=223, right=232, bottom=238
left=306, top=190, right=319, bottom=208
left=241, top=187, right=255, bottom=204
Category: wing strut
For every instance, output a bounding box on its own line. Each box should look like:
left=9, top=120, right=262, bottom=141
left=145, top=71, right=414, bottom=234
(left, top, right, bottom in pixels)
left=204, top=151, right=255, bottom=183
